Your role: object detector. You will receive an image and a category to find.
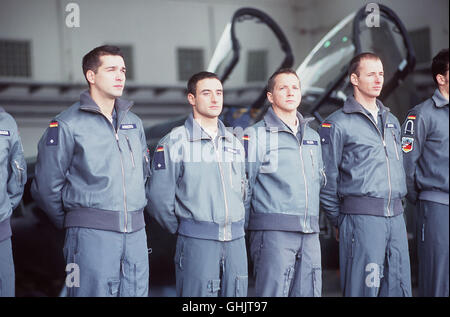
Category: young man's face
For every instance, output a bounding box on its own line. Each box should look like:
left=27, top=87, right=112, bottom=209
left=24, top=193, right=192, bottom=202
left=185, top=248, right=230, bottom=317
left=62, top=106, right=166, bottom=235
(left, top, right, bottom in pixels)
left=87, top=55, right=126, bottom=99
left=436, top=67, right=449, bottom=97
left=188, top=78, right=223, bottom=120
left=351, top=58, right=384, bottom=99
left=267, top=73, right=301, bottom=113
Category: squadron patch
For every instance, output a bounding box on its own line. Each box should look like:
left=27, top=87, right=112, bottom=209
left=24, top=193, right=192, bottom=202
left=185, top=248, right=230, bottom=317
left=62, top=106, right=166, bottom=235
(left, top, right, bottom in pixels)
left=46, top=121, right=59, bottom=146
left=154, top=146, right=166, bottom=170
left=0, top=130, right=10, bottom=136
left=401, top=137, right=414, bottom=153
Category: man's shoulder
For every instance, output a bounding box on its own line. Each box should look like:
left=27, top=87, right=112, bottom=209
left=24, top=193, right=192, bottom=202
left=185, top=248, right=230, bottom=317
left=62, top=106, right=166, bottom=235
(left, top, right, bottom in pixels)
left=157, top=125, right=187, bottom=146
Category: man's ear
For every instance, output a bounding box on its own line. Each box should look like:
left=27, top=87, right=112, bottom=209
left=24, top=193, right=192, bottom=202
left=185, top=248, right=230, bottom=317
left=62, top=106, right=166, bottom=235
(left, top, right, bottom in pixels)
left=266, top=91, right=273, bottom=104
left=187, top=93, right=196, bottom=107
left=86, top=70, right=96, bottom=85
left=350, top=73, right=359, bottom=86
left=436, top=73, right=446, bottom=86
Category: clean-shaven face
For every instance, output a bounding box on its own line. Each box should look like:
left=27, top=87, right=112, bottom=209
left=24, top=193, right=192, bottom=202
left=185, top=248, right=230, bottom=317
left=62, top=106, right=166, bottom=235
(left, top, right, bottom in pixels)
left=352, top=58, right=384, bottom=99
left=267, top=73, right=301, bottom=112
left=189, top=78, right=223, bottom=120
left=90, top=55, right=126, bottom=99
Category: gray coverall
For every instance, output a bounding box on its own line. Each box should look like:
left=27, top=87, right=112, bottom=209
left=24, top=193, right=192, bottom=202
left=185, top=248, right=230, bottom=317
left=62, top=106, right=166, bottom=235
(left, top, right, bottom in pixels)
left=0, top=107, right=26, bottom=297
left=402, top=89, right=449, bottom=297
left=147, top=114, right=248, bottom=297
left=319, top=95, right=412, bottom=297
left=31, top=91, right=151, bottom=296
left=244, top=107, right=325, bottom=297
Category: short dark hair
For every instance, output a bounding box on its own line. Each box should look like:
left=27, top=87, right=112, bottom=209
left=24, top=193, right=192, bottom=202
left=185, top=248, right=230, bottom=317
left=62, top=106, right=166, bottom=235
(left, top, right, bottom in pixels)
left=348, top=52, right=381, bottom=78
left=267, top=68, right=299, bottom=93
left=431, top=48, right=449, bottom=85
left=82, top=45, right=124, bottom=84
left=187, top=71, right=221, bottom=96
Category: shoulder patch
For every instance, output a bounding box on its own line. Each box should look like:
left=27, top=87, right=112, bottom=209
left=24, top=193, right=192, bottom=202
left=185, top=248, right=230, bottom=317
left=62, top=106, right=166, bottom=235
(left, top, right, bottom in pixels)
left=46, top=121, right=59, bottom=146
left=243, top=135, right=250, bottom=158
left=153, top=146, right=166, bottom=170
left=319, top=122, right=332, bottom=144
left=401, top=137, right=414, bottom=153
left=403, top=114, right=416, bottom=136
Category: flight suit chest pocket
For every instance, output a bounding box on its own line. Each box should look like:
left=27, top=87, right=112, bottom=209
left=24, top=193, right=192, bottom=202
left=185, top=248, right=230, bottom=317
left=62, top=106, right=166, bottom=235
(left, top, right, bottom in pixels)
left=302, top=140, right=319, bottom=178
left=259, top=147, right=278, bottom=174
left=224, top=149, right=244, bottom=195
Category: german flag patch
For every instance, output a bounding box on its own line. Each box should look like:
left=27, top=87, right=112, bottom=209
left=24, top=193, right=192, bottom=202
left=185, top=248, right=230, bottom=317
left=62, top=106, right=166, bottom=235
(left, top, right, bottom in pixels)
left=243, top=135, right=250, bottom=158
left=46, top=121, right=59, bottom=146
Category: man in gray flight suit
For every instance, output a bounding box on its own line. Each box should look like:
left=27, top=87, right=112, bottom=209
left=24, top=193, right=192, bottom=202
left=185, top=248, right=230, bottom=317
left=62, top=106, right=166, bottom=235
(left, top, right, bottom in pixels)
left=148, top=71, right=248, bottom=297
left=0, top=108, right=26, bottom=297
left=402, top=48, right=449, bottom=297
left=244, top=68, right=325, bottom=297
left=31, top=45, right=151, bottom=296
left=319, top=52, right=412, bottom=297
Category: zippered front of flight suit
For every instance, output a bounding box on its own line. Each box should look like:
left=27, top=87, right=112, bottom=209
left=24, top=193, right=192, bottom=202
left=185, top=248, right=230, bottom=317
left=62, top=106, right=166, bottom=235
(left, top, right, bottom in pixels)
left=80, top=106, right=131, bottom=232
left=283, top=124, right=310, bottom=232
left=358, top=111, right=392, bottom=217
left=212, top=137, right=231, bottom=241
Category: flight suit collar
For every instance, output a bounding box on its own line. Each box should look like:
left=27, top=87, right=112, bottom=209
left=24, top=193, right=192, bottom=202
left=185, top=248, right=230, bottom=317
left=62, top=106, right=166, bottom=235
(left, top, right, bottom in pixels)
left=79, top=90, right=134, bottom=123
left=343, top=95, right=391, bottom=115
left=432, top=89, right=449, bottom=108
left=263, top=106, right=313, bottom=142
left=263, top=106, right=312, bottom=132
left=184, top=112, right=231, bottom=142
left=0, top=106, right=4, bottom=113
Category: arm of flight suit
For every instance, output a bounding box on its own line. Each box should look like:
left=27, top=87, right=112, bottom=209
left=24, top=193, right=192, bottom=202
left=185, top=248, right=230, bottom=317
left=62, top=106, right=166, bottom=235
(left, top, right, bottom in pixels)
left=317, top=140, right=327, bottom=189
left=401, top=109, right=426, bottom=204
left=31, top=120, right=74, bottom=229
left=7, top=121, right=27, bottom=210
left=319, top=121, right=343, bottom=227
left=139, top=122, right=151, bottom=191
left=243, top=127, right=262, bottom=229
left=147, top=139, right=180, bottom=234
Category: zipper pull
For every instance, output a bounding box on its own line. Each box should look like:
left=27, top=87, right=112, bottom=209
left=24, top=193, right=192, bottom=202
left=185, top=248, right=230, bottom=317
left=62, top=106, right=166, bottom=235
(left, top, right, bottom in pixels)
left=115, top=133, right=122, bottom=152
left=382, top=139, right=388, bottom=157
left=125, top=136, right=136, bottom=168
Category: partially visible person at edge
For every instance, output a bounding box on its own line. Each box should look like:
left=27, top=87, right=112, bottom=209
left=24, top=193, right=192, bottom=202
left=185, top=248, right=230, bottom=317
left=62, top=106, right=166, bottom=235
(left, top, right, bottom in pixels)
left=0, top=107, right=26, bottom=297
left=401, top=48, right=449, bottom=297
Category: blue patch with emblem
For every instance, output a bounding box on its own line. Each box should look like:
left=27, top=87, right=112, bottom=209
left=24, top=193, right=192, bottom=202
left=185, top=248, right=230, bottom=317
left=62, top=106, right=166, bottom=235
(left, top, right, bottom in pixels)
left=154, top=146, right=166, bottom=170
left=319, top=123, right=332, bottom=144
left=303, top=140, right=318, bottom=145
left=0, top=130, right=10, bottom=136
left=46, top=121, right=59, bottom=146
left=120, top=124, right=137, bottom=130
